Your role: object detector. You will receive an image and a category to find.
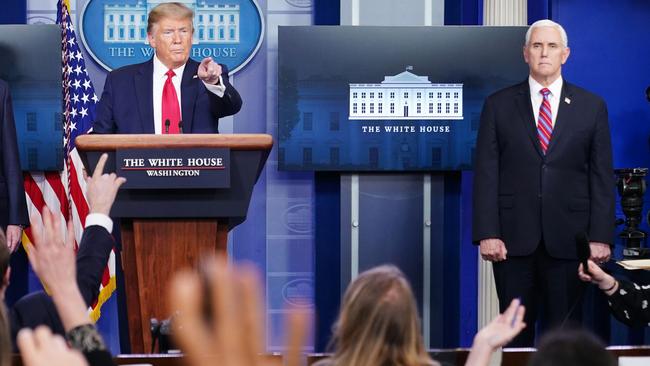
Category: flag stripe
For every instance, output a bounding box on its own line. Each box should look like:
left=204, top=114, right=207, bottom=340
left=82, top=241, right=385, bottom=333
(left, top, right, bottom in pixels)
left=23, top=173, right=47, bottom=215
left=45, top=172, right=69, bottom=221
left=68, top=162, right=89, bottom=226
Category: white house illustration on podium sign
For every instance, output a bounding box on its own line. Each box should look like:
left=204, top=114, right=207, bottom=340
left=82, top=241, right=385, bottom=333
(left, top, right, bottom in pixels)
left=349, top=67, right=463, bottom=120
left=103, top=0, right=240, bottom=44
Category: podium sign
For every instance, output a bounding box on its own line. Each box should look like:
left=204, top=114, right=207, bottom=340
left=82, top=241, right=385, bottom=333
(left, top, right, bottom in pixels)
left=116, top=147, right=231, bottom=189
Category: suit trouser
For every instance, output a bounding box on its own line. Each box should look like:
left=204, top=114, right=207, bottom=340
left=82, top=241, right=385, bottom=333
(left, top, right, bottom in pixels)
left=492, top=241, right=585, bottom=347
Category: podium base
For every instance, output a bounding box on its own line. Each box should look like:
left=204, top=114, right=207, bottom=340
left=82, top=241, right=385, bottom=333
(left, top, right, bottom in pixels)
left=120, top=218, right=228, bottom=353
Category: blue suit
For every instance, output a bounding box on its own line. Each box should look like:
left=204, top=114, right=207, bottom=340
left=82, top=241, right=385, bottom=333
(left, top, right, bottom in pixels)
left=0, top=79, right=29, bottom=229
left=92, top=58, right=242, bottom=134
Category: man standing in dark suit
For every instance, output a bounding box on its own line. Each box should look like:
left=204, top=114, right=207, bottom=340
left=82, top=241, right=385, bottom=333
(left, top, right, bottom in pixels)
left=0, top=79, right=29, bottom=252
left=92, top=2, right=242, bottom=134
left=473, top=19, right=615, bottom=346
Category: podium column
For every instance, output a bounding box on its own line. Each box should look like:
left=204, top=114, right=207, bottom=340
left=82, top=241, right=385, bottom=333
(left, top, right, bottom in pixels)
left=120, top=218, right=228, bottom=353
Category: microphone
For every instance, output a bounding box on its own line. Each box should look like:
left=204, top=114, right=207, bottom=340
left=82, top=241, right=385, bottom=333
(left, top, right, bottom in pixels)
left=164, top=119, right=170, bottom=134
left=178, top=120, right=183, bottom=134
left=575, top=232, right=591, bottom=275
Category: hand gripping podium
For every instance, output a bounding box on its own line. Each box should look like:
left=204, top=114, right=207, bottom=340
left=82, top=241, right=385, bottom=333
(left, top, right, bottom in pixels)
left=76, top=134, right=272, bottom=353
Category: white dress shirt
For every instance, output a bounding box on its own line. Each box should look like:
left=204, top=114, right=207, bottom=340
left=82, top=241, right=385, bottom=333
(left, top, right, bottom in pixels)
left=528, top=75, right=563, bottom=127
left=152, top=54, right=227, bottom=134
left=85, top=213, right=113, bottom=233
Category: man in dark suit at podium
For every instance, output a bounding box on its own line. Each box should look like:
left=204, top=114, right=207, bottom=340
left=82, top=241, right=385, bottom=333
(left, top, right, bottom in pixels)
left=92, top=2, right=242, bottom=134
left=0, top=79, right=29, bottom=252
left=473, top=19, right=615, bottom=346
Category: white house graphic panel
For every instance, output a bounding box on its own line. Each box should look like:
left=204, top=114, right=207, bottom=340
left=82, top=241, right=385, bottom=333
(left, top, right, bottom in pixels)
left=349, top=68, right=463, bottom=120
left=104, top=0, right=240, bottom=44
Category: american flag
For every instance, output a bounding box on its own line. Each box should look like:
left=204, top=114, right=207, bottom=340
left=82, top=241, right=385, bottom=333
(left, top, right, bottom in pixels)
left=22, top=0, right=116, bottom=321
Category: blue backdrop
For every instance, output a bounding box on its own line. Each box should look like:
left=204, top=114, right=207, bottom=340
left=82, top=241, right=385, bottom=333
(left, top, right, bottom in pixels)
left=1, top=0, right=26, bottom=24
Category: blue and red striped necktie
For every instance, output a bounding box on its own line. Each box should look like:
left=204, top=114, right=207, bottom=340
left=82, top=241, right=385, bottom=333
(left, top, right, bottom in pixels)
left=537, top=88, right=553, bottom=154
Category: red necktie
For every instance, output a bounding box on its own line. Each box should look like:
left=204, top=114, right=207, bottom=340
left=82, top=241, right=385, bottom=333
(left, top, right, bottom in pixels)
left=537, top=88, right=553, bottom=154
left=162, top=69, right=180, bottom=134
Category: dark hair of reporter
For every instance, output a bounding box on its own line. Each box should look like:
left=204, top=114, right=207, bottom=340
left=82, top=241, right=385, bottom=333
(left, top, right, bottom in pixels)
left=0, top=230, right=12, bottom=366
left=322, top=265, right=438, bottom=366
left=527, top=329, right=615, bottom=366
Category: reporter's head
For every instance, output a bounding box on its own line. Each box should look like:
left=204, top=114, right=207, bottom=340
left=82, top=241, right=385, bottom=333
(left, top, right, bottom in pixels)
left=330, top=265, right=436, bottom=366
left=527, top=329, right=615, bottom=366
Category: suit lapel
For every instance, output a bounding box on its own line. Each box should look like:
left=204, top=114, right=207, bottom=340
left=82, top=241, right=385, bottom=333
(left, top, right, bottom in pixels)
left=545, top=81, right=573, bottom=156
left=181, top=59, right=198, bottom=133
left=134, top=59, right=154, bottom=133
left=514, top=81, right=544, bottom=157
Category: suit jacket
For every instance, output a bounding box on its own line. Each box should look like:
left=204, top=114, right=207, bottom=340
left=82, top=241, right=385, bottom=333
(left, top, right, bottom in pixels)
left=92, top=58, right=242, bottom=134
left=10, top=225, right=115, bottom=346
left=0, top=80, right=29, bottom=229
left=472, top=80, right=615, bottom=259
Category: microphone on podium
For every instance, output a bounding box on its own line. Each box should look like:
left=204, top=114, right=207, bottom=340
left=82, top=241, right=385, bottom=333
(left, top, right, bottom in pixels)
left=575, top=232, right=591, bottom=275
left=164, top=119, right=170, bottom=134
left=178, top=120, right=183, bottom=134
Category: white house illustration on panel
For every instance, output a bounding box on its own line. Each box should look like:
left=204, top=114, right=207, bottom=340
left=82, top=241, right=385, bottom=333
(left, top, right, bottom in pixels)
left=103, top=0, right=240, bottom=44
left=349, top=67, right=463, bottom=120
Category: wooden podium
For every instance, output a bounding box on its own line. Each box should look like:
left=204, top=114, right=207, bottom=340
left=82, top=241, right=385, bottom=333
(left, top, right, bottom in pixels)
left=76, top=134, right=272, bottom=353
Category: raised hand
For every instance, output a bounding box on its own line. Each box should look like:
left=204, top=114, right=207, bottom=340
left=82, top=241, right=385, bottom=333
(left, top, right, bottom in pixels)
left=86, top=153, right=126, bottom=216
left=27, top=207, right=76, bottom=292
left=465, top=299, right=526, bottom=366
left=169, top=256, right=307, bottom=366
